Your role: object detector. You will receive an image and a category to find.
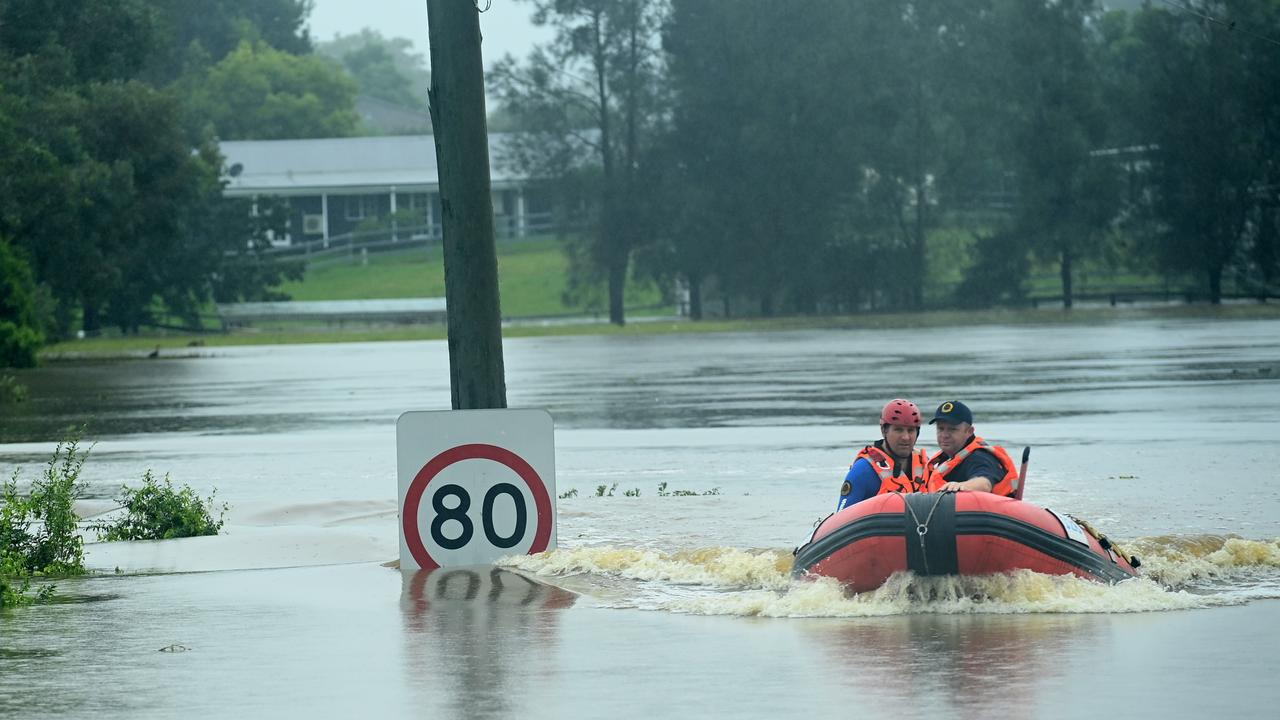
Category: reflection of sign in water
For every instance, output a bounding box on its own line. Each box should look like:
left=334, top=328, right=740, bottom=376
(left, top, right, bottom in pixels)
left=399, top=567, right=577, bottom=715
left=402, top=567, right=577, bottom=613
left=397, top=410, right=556, bottom=570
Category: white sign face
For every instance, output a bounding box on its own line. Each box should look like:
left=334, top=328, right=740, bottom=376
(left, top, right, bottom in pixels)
left=1046, top=508, right=1091, bottom=546
left=397, top=409, right=556, bottom=570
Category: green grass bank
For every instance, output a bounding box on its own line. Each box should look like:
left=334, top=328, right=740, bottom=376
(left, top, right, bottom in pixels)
left=41, top=304, right=1280, bottom=360
left=277, top=236, right=668, bottom=318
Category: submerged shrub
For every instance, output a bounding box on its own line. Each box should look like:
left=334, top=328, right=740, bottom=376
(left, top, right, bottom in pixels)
left=0, top=321, right=40, bottom=369
left=0, top=237, right=45, bottom=369
left=1, top=440, right=89, bottom=607
left=94, top=472, right=226, bottom=541
left=0, top=373, right=27, bottom=403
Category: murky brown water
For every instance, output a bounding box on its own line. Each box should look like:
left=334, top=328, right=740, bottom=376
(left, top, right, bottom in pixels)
left=2, top=313, right=1279, bottom=718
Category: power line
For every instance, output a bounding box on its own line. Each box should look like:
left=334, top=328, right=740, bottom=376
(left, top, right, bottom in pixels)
left=1157, top=0, right=1280, bottom=48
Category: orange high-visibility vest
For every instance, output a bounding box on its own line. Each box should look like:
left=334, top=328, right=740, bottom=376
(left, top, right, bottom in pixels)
left=854, top=445, right=933, bottom=495
left=927, top=436, right=1019, bottom=496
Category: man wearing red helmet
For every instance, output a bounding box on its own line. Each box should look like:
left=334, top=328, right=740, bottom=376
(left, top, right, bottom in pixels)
left=835, top=399, right=932, bottom=511
left=926, top=400, right=1019, bottom=495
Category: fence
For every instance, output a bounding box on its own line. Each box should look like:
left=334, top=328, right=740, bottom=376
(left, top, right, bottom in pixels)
left=257, top=211, right=565, bottom=268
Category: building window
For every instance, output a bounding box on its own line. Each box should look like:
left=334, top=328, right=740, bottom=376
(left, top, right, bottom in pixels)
left=344, top=195, right=378, bottom=221
left=401, top=193, right=429, bottom=211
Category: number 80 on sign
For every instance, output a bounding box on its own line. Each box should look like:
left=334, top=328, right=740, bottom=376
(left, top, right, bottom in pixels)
left=397, top=410, right=557, bottom=570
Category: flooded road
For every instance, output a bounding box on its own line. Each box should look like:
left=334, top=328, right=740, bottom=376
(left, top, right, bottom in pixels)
left=2, top=312, right=1279, bottom=718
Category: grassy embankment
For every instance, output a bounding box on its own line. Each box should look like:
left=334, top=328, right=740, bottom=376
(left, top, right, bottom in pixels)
left=40, top=231, right=1280, bottom=357
left=42, top=304, right=1280, bottom=358
left=279, top=235, right=668, bottom=316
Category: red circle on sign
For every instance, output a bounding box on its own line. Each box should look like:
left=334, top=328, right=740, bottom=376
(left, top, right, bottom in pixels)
left=402, top=443, right=553, bottom=570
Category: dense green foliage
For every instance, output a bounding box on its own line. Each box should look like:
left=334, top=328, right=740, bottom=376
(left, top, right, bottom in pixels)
left=94, top=472, right=226, bottom=542
left=3, top=0, right=1276, bottom=348
left=0, top=0, right=323, bottom=349
left=496, top=0, right=1280, bottom=316
left=491, top=0, right=669, bottom=325
left=0, top=237, right=43, bottom=367
left=1121, top=3, right=1280, bottom=300
left=996, top=0, right=1122, bottom=309
left=316, top=30, right=432, bottom=112
left=0, top=440, right=89, bottom=608
left=141, top=0, right=314, bottom=85
left=180, top=40, right=359, bottom=141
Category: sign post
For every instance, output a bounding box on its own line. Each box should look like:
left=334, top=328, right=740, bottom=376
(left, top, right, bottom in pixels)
left=398, top=409, right=556, bottom=570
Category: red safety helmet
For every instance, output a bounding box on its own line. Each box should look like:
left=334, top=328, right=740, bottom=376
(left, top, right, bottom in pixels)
left=880, top=399, right=921, bottom=427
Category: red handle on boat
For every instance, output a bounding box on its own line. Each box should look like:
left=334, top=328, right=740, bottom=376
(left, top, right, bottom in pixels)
left=1014, top=446, right=1030, bottom=500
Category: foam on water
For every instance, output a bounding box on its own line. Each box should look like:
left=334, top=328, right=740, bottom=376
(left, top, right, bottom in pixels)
left=498, top=546, right=794, bottom=590
left=675, top=572, right=1226, bottom=617
left=1129, top=535, right=1280, bottom=587
left=500, top=535, right=1280, bottom=616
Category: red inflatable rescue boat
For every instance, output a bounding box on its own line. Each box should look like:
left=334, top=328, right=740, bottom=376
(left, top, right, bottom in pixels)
left=792, top=492, right=1140, bottom=593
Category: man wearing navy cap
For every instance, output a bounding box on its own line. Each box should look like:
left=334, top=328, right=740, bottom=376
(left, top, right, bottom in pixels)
left=927, top=400, right=1019, bottom=495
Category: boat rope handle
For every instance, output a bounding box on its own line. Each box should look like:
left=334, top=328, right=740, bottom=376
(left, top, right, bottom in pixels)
left=795, top=513, right=834, bottom=556
left=902, top=491, right=952, bottom=576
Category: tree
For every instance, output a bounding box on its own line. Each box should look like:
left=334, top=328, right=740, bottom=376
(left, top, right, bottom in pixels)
left=1233, top=0, right=1280, bottom=291
left=629, top=134, right=719, bottom=320
left=1128, top=2, right=1276, bottom=303
left=0, top=0, right=310, bottom=341
left=664, top=0, right=885, bottom=316
left=142, top=0, right=314, bottom=85
left=0, top=18, right=302, bottom=337
left=0, top=0, right=157, bottom=83
left=180, top=40, right=359, bottom=141
left=492, top=0, right=669, bottom=325
left=856, top=0, right=1001, bottom=309
left=20, top=80, right=296, bottom=333
left=990, top=0, right=1121, bottom=309
left=0, top=237, right=43, bottom=368
left=953, top=229, right=1031, bottom=307
left=316, top=29, right=432, bottom=110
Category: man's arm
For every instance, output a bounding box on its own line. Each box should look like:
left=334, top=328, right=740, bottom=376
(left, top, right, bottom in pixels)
left=836, top=459, right=880, bottom=511
left=937, top=451, right=1001, bottom=493
left=938, top=477, right=994, bottom=492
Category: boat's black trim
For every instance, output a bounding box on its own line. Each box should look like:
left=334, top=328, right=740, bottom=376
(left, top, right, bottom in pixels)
left=953, top=512, right=1134, bottom=584
left=792, top=513, right=902, bottom=575
left=903, top=492, right=958, bottom=576
left=791, top=500, right=1136, bottom=584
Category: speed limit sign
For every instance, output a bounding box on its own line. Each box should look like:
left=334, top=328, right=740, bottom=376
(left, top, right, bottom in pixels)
left=397, top=409, right=556, bottom=570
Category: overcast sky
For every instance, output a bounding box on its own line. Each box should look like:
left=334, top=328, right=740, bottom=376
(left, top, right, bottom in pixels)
left=306, top=0, right=553, bottom=69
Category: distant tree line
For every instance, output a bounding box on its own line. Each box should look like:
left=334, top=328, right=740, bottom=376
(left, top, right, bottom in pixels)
left=495, top=0, right=1280, bottom=323
left=2, top=0, right=1275, bottom=359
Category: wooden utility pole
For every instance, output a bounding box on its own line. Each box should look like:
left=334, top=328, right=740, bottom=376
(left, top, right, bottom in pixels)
left=425, top=0, right=507, bottom=409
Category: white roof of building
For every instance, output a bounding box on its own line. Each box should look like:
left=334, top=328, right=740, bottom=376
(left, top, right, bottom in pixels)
left=220, top=134, right=523, bottom=196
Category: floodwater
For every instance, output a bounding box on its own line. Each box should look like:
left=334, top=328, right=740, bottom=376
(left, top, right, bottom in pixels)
left=2, top=312, right=1280, bottom=719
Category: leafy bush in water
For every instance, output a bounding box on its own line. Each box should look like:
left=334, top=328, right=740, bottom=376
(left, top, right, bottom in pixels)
left=0, top=373, right=28, bottom=403
left=1, top=440, right=89, bottom=608
left=0, top=237, right=45, bottom=369
left=0, top=321, right=41, bottom=369
left=95, top=472, right=226, bottom=541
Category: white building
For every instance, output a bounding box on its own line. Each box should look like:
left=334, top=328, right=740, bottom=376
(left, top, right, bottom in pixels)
left=219, top=134, right=554, bottom=247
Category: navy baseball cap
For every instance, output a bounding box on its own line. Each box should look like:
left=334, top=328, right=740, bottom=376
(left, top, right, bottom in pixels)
left=929, top=400, right=973, bottom=425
